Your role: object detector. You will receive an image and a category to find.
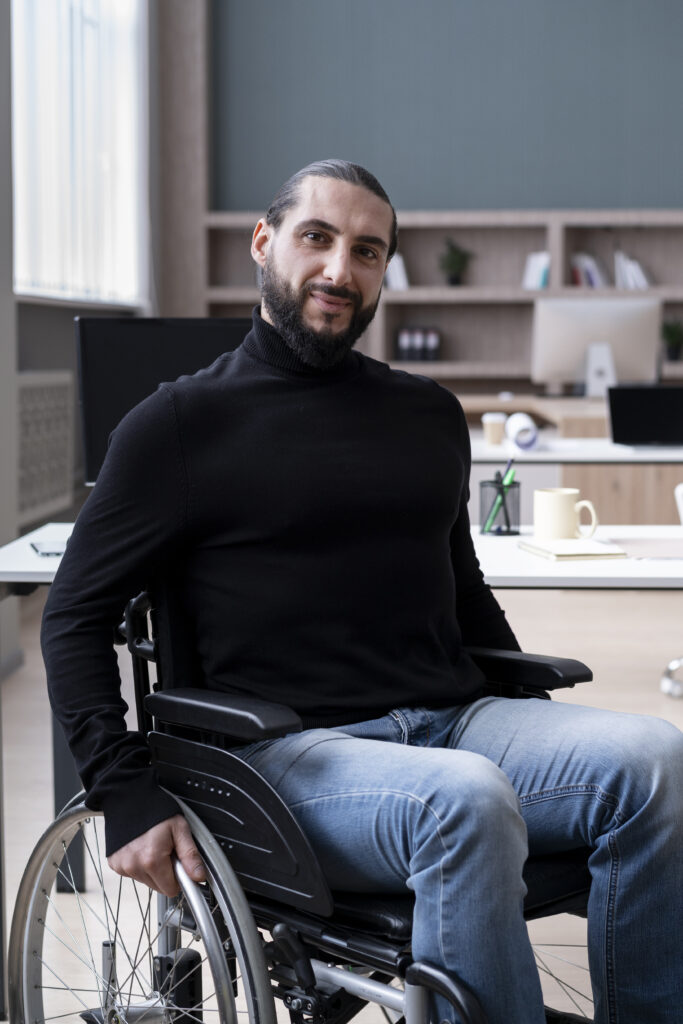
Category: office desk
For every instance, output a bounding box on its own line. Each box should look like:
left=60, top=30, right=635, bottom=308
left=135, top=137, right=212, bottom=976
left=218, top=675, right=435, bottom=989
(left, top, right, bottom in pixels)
left=473, top=524, right=683, bottom=589
left=469, top=434, right=683, bottom=525
left=0, top=522, right=72, bottom=597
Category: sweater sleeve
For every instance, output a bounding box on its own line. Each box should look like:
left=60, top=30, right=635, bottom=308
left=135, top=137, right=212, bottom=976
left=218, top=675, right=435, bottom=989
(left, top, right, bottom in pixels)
left=449, top=403, right=521, bottom=652
left=41, top=385, right=188, bottom=855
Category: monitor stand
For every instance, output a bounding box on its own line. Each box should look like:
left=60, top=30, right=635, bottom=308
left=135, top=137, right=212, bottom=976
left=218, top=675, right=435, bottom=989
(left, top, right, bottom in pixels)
left=583, top=342, right=616, bottom=398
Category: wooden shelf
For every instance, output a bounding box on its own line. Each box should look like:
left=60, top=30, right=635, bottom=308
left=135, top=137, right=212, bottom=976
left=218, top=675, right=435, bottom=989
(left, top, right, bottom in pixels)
left=383, top=287, right=536, bottom=304
left=202, top=209, right=683, bottom=387
left=389, top=360, right=530, bottom=379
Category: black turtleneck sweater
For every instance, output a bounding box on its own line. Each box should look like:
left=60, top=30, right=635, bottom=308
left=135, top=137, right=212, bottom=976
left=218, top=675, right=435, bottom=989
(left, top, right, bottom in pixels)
left=42, top=310, right=519, bottom=854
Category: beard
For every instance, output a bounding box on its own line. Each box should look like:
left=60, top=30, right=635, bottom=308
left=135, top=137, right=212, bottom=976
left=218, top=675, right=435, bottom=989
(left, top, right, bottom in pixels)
left=261, top=258, right=381, bottom=370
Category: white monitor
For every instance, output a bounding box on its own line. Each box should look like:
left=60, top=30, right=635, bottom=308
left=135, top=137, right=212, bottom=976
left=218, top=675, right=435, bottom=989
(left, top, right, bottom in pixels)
left=531, top=297, right=661, bottom=396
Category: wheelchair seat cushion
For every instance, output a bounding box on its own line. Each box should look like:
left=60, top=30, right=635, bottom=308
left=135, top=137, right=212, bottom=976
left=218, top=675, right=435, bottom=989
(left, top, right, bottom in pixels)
left=331, top=848, right=591, bottom=942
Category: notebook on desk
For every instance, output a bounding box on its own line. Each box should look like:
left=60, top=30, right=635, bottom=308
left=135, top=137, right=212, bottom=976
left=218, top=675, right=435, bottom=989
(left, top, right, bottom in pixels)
left=608, top=385, right=683, bottom=446
left=518, top=538, right=627, bottom=561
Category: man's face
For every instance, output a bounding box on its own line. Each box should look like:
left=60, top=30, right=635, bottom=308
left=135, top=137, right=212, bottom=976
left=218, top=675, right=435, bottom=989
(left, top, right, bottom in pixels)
left=251, top=176, right=392, bottom=368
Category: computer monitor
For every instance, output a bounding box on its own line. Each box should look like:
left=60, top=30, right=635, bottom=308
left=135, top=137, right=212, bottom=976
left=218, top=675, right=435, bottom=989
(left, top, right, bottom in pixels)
left=531, top=297, right=661, bottom=396
left=77, top=317, right=252, bottom=484
left=608, top=385, right=683, bottom=446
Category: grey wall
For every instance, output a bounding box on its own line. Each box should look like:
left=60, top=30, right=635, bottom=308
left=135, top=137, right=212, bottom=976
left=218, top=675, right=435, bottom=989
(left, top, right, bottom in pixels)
left=211, top=0, right=683, bottom=211
left=0, top=1, right=20, bottom=676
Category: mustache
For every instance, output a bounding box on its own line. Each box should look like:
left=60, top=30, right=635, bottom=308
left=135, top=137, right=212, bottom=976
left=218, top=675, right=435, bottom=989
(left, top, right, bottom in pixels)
left=306, top=283, right=361, bottom=303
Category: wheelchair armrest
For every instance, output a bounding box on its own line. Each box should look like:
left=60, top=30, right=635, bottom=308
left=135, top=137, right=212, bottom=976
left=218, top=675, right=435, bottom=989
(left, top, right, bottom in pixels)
left=145, top=688, right=303, bottom=741
left=466, top=647, right=592, bottom=691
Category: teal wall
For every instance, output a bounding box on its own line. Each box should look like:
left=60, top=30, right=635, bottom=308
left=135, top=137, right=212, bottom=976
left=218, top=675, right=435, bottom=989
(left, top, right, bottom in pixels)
left=210, top=0, right=683, bottom=211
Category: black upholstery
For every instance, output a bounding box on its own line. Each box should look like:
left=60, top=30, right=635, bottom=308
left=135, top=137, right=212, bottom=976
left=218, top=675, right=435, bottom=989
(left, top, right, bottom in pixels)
left=332, top=846, right=592, bottom=941
left=147, top=688, right=303, bottom=741
left=468, top=647, right=593, bottom=691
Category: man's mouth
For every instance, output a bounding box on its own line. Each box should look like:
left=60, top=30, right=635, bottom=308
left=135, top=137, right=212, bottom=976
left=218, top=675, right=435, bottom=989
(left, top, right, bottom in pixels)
left=308, top=287, right=357, bottom=315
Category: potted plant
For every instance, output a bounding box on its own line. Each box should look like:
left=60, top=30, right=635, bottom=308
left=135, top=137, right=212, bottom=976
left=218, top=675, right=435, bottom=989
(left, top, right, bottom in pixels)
left=438, top=238, right=472, bottom=286
left=662, top=319, right=683, bottom=361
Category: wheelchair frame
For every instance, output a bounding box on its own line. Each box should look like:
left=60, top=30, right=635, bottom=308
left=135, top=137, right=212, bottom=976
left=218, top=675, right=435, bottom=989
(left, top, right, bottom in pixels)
left=9, top=589, right=595, bottom=1023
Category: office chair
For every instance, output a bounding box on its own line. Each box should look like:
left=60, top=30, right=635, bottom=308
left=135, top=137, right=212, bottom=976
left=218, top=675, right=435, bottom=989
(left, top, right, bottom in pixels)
left=660, top=483, right=683, bottom=699
left=9, top=587, right=595, bottom=1024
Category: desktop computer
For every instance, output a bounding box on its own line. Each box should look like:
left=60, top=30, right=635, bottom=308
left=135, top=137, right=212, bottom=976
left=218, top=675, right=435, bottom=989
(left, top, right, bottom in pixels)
left=531, top=297, right=661, bottom=397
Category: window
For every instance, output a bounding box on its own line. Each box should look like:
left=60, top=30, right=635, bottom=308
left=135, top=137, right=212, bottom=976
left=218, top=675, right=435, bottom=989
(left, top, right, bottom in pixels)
left=11, top=0, right=149, bottom=308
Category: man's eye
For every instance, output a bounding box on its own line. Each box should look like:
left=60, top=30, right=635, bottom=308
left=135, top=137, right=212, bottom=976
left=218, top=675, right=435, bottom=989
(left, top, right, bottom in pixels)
left=357, top=247, right=378, bottom=261
left=304, top=231, right=326, bottom=243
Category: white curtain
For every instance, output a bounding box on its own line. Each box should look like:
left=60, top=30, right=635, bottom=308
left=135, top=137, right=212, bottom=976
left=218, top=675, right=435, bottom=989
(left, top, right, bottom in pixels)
left=11, top=0, right=149, bottom=308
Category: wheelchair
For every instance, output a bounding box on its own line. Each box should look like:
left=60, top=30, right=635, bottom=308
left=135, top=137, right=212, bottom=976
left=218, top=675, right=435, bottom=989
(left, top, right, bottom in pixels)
left=9, top=588, right=595, bottom=1024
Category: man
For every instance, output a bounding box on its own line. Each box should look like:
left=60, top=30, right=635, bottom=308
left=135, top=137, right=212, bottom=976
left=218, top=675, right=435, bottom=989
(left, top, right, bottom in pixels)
left=43, top=159, right=683, bottom=1024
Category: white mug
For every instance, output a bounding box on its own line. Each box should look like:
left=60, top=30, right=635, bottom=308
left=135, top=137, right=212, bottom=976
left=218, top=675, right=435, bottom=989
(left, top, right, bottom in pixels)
left=533, top=488, right=598, bottom=540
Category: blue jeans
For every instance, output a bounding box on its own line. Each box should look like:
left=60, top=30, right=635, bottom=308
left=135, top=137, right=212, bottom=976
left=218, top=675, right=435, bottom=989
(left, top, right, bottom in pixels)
left=237, top=698, right=683, bottom=1024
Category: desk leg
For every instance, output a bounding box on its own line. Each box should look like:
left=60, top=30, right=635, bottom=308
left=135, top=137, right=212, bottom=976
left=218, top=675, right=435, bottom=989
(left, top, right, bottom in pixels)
left=52, top=716, right=84, bottom=892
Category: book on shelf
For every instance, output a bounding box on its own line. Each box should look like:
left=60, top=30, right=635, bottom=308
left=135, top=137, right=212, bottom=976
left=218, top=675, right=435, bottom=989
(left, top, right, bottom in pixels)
left=613, top=250, right=651, bottom=290
left=517, top=537, right=627, bottom=561
left=384, top=252, right=409, bottom=290
left=522, top=251, right=550, bottom=289
left=569, top=252, right=610, bottom=288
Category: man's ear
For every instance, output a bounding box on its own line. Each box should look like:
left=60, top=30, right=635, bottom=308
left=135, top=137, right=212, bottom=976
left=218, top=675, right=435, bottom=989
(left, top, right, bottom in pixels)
left=251, top=218, right=271, bottom=268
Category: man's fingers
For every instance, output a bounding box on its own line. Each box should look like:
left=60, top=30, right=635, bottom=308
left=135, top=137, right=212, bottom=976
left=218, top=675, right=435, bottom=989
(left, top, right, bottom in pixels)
left=171, top=816, right=206, bottom=882
left=106, top=815, right=198, bottom=897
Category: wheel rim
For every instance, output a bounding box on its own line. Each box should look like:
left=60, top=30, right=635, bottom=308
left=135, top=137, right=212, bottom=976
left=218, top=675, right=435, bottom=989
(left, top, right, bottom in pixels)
left=13, top=806, right=239, bottom=1023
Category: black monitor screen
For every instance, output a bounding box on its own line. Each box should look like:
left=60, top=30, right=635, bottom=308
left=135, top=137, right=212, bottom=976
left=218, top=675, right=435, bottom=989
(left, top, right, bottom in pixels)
left=77, top=317, right=252, bottom=483
left=608, top=384, right=683, bottom=446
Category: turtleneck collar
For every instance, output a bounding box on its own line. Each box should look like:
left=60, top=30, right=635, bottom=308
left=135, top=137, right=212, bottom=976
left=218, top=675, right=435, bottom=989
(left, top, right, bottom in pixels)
left=241, top=307, right=363, bottom=381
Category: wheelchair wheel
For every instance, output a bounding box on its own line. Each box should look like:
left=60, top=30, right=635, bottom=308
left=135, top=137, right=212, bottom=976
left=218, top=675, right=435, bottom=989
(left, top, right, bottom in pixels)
left=529, top=917, right=593, bottom=1021
left=9, top=798, right=276, bottom=1024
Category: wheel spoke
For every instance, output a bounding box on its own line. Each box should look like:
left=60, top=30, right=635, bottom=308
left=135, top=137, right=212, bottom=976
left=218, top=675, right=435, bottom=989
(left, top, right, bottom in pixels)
left=534, top=946, right=592, bottom=1017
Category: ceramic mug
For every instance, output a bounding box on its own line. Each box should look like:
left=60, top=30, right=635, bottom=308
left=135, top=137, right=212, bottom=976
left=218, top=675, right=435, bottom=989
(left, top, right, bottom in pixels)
left=533, top=487, right=598, bottom=540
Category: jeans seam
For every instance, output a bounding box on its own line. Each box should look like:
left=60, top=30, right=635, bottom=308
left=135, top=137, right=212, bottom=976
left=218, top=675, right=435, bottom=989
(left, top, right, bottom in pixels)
left=605, top=831, right=620, bottom=1024
left=289, top=787, right=449, bottom=963
left=270, top=735, right=350, bottom=788
left=519, top=783, right=622, bottom=819
left=389, top=709, right=409, bottom=744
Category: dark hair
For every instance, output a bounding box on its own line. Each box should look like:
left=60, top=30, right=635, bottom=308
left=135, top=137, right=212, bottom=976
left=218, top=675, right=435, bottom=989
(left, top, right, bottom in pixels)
left=265, top=159, right=398, bottom=260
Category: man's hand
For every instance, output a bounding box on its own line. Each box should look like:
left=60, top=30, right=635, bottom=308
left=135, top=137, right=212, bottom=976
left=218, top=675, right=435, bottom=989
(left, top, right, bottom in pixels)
left=107, top=814, right=206, bottom=897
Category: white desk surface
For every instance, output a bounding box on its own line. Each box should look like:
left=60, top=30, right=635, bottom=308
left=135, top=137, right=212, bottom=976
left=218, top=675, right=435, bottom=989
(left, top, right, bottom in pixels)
left=3, top=521, right=683, bottom=591
left=473, top=524, right=683, bottom=589
left=470, top=431, right=683, bottom=464
left=0, top=522, right=73, bottom=585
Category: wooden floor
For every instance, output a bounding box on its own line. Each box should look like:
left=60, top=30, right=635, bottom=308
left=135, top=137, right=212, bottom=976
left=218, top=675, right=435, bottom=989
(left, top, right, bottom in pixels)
left=2, top=585, right=682, bottom=1017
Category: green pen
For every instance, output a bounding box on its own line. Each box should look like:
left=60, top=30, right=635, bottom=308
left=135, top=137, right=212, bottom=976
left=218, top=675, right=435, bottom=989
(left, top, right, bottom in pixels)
left=482, top=462, right=516, bottom=534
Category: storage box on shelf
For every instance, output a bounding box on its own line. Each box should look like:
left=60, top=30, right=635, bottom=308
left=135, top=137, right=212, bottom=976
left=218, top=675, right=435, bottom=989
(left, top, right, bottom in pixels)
left=203, top=209, right=683, bottom=385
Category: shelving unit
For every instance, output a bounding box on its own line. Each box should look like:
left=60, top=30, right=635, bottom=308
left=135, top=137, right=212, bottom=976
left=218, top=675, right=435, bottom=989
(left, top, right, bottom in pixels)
left=202, top=209, right=683, bottom=387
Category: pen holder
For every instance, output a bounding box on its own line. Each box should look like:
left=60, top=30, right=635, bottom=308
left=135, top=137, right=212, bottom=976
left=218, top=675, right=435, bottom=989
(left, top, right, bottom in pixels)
left=480, top=480, right=520, bottom=535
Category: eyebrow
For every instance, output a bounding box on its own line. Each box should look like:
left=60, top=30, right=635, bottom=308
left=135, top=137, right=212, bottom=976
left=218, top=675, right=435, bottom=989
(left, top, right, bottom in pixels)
left=295, top=218, right=389, bottom=254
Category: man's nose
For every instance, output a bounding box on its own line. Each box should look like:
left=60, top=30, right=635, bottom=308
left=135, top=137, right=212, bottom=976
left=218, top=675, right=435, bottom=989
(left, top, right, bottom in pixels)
left=323, top=245, right=353, bottom=286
